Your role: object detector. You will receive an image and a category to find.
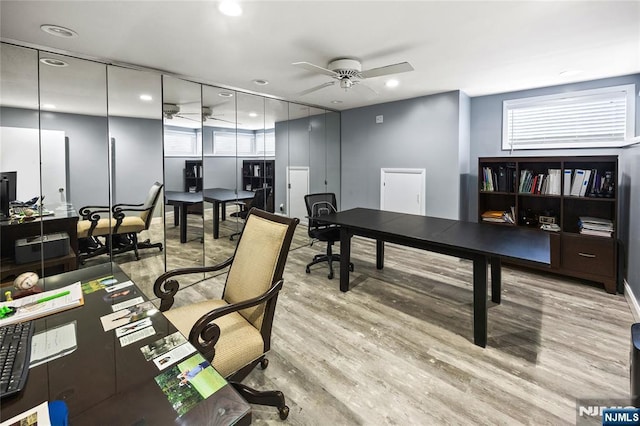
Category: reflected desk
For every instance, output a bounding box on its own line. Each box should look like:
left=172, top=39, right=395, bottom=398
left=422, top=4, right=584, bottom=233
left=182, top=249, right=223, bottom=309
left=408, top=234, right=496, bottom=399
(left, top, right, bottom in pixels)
left=320, top=208, right=550, bottom=348
left=165, top=188, right=255, bottom=242
left=0, top=263, right=251, bottom=425
left=0, top=209, right=79, bottom=284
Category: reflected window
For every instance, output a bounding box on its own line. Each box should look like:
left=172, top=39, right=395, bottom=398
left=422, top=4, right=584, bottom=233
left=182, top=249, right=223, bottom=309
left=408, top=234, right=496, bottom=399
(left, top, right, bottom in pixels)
left=164, top=128, right=201, bottom=156
left=213, top=131, right=254, bottom=156
left=255, top=130, right=275, bottom=156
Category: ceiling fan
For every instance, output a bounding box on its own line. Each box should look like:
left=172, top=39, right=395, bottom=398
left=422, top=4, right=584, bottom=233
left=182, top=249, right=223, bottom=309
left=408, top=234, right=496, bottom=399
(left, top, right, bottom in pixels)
left=293, top=58, right=414, bottom=96
left=163, top=103, right=235, bottom=124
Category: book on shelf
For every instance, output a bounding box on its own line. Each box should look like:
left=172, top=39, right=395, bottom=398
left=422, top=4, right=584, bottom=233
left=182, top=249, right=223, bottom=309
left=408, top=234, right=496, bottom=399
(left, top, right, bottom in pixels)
left=563, top=169, right=572, bottom=195
left=481, top=164, right=516, bottom=192
left=570, top=169, right=585, bottom=196
left=481, top=208, right=514, bottom=224
left=578, top=216, right=614, bottom=237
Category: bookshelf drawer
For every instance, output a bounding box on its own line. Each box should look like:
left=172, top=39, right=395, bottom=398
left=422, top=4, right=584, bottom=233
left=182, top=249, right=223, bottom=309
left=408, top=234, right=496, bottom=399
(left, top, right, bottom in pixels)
left=561, top=234, right=614, bottom=276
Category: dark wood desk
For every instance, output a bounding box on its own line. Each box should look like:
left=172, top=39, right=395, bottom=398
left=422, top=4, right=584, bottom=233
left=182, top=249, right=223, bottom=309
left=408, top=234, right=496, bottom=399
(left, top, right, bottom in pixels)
left=321, top=208, right=551, bottom=348
left=165, top=188, right=255, bottom=242
left=0, top=263, right=251, bottom=425
left=0, top=209, right=79, bottom=283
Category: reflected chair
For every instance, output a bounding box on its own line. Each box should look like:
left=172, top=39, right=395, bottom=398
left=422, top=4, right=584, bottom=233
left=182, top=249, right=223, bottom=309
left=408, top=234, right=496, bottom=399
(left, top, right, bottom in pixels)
left=153, top=208, right=299, bottom=420
left=77, top=182, right=164, bottom=263
left=304, top=193, right=354, bottom=279
left=229, top=186, right=271, bottom=241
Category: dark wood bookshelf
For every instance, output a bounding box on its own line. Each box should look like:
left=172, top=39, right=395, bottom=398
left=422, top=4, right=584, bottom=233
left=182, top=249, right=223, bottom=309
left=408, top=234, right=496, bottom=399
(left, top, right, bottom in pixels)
left=479, top=155, right=619, bottom=293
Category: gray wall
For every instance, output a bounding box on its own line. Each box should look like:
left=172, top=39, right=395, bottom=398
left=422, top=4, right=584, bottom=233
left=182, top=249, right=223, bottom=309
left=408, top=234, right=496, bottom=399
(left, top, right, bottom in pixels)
left=469, top=73, right=640, bottom=295
left=341, top=91, right=463, bottom=219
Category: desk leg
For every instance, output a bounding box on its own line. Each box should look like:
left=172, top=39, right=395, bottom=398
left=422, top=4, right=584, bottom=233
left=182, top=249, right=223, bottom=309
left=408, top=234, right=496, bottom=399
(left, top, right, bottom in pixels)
left=490, top=257, right=501, bottom=304
left=179, top=204, right=188, bottom=244
left=340, top=229, right=352, bottom=292
left=213, top=202, right=220, bottom=239
left=221, top=202, right=226, bottom=221
left=376, top=240, right=384, bottom=270
left=173, top=205, right=179, bottom=227
left=472, top=256, right=488, bottom=348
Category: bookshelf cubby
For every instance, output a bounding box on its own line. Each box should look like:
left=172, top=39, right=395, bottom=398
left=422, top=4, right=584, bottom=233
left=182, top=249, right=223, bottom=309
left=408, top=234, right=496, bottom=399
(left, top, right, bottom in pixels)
left=478, top=155, right=619, bottom=293
left=242, top=159, right=275, bottom=212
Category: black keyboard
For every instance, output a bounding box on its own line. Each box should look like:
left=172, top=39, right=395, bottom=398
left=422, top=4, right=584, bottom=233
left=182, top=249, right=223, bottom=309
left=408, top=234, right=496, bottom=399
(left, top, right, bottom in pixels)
left=0, top=321, right=34, bottom=398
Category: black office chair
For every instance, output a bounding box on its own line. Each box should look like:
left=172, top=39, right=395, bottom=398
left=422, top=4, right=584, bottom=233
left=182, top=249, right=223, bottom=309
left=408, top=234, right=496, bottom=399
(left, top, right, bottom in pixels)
left=304, top=193, right=354, bottom=279
left=229, top=187, right=271, bottom=241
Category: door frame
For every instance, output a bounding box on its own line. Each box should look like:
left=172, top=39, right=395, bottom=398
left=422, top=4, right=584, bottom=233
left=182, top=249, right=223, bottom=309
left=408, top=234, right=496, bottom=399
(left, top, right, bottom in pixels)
left=286, top=166, right=310, bottom=223
left=380, top=168, right=426, bottom=215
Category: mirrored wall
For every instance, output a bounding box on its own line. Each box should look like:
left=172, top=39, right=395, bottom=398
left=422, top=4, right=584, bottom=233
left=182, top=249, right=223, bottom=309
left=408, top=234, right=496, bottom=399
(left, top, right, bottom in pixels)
left=0, top=41, right=341, bottom=292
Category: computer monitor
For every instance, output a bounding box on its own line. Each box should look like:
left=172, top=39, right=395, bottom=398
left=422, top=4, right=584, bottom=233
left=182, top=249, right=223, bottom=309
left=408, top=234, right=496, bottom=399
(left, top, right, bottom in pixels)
left=0, top=171, right=17, bottom=219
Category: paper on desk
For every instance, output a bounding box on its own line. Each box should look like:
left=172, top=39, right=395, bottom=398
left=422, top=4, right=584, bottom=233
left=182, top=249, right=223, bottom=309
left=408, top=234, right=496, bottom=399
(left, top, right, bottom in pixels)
left=0, top=401, right=51, bottom=426
left=152, top=342, right=197, bottom=370
left=0, top=282, right=84, bottom=327
left=111, top=296, right=144, bottom=312
left=30, top=321, right=77, bottom=368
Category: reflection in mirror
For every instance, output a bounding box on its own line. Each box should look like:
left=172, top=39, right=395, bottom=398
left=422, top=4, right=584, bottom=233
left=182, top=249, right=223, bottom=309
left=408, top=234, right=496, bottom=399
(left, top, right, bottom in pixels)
left=107, top=66, right=163, bottom=292
left=38, top=52, right=110, bottom=278
left=162, top=76, right=204, bottom=272
left=309, top=107, right=327, bottom=195
left=202, top=86, right=238, bottom=267
left=0, top=44, right=46, bottom=283
left=286, top=103, right=311, bottom=224
left=326, top=110, right=341, bottom=204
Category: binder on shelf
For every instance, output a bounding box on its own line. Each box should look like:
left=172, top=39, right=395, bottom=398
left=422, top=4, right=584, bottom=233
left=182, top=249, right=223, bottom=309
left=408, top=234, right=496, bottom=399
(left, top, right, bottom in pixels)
left=563, top=169, right=572, bottom=195
left=579, top=169, right=592, bottom=197
left=570, top=169, right=585, bottom=196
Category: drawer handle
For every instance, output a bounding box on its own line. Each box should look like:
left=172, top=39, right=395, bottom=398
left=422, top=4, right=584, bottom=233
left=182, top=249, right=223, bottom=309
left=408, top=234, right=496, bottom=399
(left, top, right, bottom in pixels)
left=578, top=252, right=596, bottom=258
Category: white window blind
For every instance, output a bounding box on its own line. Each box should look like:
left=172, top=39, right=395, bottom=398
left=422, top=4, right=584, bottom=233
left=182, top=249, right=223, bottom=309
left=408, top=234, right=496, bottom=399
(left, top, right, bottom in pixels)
left=502, top=84, right=636, bottom=150
left=213, top=131, right=254, bottom=156
left=255, top=130, right=275, bottom=156
left=164, top=129, right=199, bottom=156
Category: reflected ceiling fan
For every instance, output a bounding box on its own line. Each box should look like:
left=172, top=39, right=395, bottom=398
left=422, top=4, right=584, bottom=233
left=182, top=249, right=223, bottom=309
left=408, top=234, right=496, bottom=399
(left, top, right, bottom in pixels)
left=162, top=103, right=235, bottom=124
left=293, top=58, right=414, bottom=95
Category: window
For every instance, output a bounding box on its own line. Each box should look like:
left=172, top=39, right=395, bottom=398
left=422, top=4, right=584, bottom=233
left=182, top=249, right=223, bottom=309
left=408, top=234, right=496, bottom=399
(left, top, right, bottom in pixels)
left=213, top=131, right=255, bottom=156
left=164, top=128, right=201, bottom=156
left=255, top=130, right=275, bottom=156
left=502, top=84, right=636, bottom=150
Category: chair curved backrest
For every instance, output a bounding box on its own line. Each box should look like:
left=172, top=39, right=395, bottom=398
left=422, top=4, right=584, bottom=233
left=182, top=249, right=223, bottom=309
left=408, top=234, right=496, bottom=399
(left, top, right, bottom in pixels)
left=139, top=182, right=163, bottom=229
left=304, top=193, right=337, bottom=236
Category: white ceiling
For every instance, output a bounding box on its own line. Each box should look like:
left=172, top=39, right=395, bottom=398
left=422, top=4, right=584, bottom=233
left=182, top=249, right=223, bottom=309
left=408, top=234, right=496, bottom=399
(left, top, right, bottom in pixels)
left=0, top=0, right=639, bottom=114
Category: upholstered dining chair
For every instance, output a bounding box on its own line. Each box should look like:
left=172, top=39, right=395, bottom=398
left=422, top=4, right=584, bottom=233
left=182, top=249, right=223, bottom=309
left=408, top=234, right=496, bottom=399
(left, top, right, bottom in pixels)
left=77, top=182, right=164, bottom=263
left=153, top=208, right=298, bottom=420
left=304, top=192, right=354, bottom=279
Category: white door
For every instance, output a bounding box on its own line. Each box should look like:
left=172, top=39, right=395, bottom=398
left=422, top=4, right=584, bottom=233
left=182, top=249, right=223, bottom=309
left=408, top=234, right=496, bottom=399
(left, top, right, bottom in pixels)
left=380, top=168, right=425, bottom=215
left=287, top=167, right=309, bottom=224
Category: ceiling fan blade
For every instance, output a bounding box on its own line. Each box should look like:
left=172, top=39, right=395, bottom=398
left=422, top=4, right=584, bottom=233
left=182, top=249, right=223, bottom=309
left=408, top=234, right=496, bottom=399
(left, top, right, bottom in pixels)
left=207, top=116, right=236, bottom=124
left=293, top=61, right=338, bottom=78
left=175, top=114, right=201, bottom=123
left=353, top=81, right=379, bottom=96
left=359, top=61, right=414, bottom=79
left=298, top=81, right=336, bottom=96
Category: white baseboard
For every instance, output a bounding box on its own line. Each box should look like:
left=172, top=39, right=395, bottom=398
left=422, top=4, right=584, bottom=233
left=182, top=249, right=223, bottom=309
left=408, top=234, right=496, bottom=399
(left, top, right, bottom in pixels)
left=625, top=279, right=640, bottom=323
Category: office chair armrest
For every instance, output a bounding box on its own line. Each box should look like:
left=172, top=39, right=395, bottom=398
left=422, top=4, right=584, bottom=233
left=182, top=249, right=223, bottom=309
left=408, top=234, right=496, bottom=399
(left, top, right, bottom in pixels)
left=153, top=257, right=235, bottom=311
left=189, top=279, right=284, bottom=361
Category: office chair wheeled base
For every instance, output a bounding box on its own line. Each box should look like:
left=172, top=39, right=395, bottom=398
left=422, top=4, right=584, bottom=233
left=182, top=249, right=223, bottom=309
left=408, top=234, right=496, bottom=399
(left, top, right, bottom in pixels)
left=230, top=381, right=289, bottom=420
left=306, top=252, right=355, bottom=279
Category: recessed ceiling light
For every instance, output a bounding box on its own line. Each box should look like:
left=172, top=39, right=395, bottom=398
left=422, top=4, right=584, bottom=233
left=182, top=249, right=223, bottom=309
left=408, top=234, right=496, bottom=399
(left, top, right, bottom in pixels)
left=330, top=100, right=343, bottom=104
left=39, top=57, right=68, bottom=67
left=559, top=70, right=583, bottom=77
left=253, top=79, right=269, bottom=86
left=40, top=24, right=78, bottom=38
left=219, top=1, right=242, bottom=17
left=139, top=94, right=153, bottom=101
left=219, top=92, right=234, bottom=98
left=249, top=112, right=258, bottom=118
left=42, top=104, right=56, bottom=109
left=385, top=79, right=399, bottom=88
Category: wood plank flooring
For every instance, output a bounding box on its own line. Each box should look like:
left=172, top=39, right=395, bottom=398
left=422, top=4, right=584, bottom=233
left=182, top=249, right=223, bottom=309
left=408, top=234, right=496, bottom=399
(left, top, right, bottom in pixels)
left=86, top=213, right=634, bottom=425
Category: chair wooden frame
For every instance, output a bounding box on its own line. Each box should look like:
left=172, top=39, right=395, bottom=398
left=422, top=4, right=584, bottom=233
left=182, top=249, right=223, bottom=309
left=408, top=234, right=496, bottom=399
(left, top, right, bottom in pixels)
left=153, top=208, right=299, bottom=419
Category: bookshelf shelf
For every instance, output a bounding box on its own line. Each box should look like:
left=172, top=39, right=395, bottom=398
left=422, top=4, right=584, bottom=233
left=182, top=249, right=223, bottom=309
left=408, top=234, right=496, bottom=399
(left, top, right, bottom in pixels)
left=478, top=155, right=619, bottom=294
left=241, top=159, right=275, bottom=212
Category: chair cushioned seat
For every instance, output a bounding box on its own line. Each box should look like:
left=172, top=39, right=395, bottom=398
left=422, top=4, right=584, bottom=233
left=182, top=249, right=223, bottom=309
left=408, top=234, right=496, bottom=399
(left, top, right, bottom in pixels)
left=77, top=218, right=112, bottom=238
left=164, top=299, right=264, bottom=378
left=114, top=216, right=146, bottom=234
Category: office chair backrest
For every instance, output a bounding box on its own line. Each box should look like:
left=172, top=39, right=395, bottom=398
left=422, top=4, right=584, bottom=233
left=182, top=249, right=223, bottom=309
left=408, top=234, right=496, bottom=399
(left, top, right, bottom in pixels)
left=223, top=208, right=298, bottom=334
left=304, top=193, right=337, bottom=230
left=140, top=182, right=163, bottom=228
left=250, top=187, right=271, bottom=211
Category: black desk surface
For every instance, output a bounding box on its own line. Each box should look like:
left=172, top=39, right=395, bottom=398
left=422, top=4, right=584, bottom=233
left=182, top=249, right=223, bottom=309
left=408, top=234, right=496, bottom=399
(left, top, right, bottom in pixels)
left=165, top=188, right=254, bottom=204
left=0, top=263, right=250, bottom=425
left=323, top=208, right=550, bottom=265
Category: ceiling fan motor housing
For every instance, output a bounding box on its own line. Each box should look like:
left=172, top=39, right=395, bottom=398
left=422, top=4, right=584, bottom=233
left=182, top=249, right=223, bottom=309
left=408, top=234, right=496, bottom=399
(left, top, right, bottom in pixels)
left=329, top=58, right=362, bottom=79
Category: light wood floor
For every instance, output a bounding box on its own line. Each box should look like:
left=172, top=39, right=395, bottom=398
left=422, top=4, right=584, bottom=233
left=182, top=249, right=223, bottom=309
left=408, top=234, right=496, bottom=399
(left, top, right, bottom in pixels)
left=85, top=213, right=634, bottom=425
